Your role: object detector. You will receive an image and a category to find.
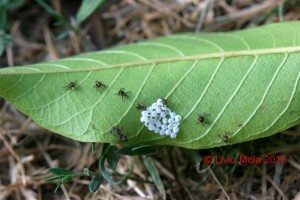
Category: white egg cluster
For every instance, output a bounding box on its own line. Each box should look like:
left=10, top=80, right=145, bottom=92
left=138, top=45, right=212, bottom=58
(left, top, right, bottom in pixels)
left=140, top=99, right=182, bottom=138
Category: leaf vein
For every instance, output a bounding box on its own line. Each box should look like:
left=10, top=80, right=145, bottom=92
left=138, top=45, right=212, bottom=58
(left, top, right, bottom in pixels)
left=166, top=35, right=225, bottom=52
left=231, top=53, right=289, bottom=138
left=39, top=63, right=71, bottom=70
left=62, top=58, right=109, bottom=66
left=136, top=60, right=200, bottom=141
left=25, top=71, right=92, bottom=111
left=137, top=42, right=185, bottom=56
left=259, top=28, right=276, bottom=48
left=14, top=74, right=46, bottom=101
left=188, top=56, right=259, bottom=145
left=182, top=57, right=225, bottom=121
left=88, top=50, right=149, bottom=61
left=122, top=64, right=156, bottom=138
left=2, top=74, right=24, bottom=93
left=250, top=70, right=300, bottom=137
left=230, top=33, right=251, bottom=50
left=166, top=60, right=199, bottom=98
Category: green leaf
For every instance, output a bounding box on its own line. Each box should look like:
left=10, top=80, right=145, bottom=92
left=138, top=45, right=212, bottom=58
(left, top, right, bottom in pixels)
left=62, top=175, right=73, bottom=183
left=0, top=22, right=300, bottom=149
left=107, top=145, right=120, bottom=171
left=48, top=168, right=76, bottom=176
left=6, top=0, right=25, bottom=10
left=34, top=0, right=57, bottom=15
left=47, top=174, right=75, bottom=193
left=2, top=33, right=11, bottom=45
left=76, top=0, right=106, bottom=25
left=117, top=145, right=157, bottom=156
left=55, top=30, right=69, bottom=41
left=143, top=157, right=166, bottom=200
left=34, top=0, right=68, bottom=27
left=45, top=175, right=66, bottom=182
left=99, top=143, right=117, bottom=185
left=83, top=168, right=92, bottom=176
left=0, top=5, right=7, bottom=30
left=0, top=39, right=4, bottom=56
left=0, top=0, right=9, bottom=6
left=89, top=174, right=102, bottom=192
left=54, top=182, right=62, bottom=193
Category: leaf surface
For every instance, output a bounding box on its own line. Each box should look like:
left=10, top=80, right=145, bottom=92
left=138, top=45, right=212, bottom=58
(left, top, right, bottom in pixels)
left=0, top=22, right=299, bottom=149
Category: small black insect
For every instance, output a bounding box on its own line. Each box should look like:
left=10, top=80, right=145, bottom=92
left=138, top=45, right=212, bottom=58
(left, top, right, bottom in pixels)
left=118, top=134, right=127, bottom=142
left=64, top=81, right=78, bottom=90
left=136, top=103, right=147, bottom=111
left=197, top=113, right=209, bottom=126
left=94, top=80, right=106, bottom=91
left=92, top=124, right=100, bottom=131
left=218, top=131, right=231, bottom=143
left=289, top=110, right=295, bottom=115
left=110, top=126, right=127, bottom=142
left=115, top=88, right=130, bottom=100
left=109, top=126, right=117, bottom=134
left=161, top=98, right=167, bottom=105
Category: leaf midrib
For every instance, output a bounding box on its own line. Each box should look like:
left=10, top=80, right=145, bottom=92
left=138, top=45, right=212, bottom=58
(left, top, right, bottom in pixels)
left=1, top=46, right=300, bottom=75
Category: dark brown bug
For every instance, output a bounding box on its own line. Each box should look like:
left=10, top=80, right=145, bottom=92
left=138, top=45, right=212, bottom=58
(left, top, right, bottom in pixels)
left=115, top=88, right=130, bottom=100
left=110, top=126, right=127, bottom=142
left=289, top=110, right=295, bottom=115
left=218, top=131, right=231, bottom=143
left=94, top=81, right=106, bottom=91
left=161, top=98, right=167, bottom=105
left=136, top=103, right=147, bottom=111
left=109, top=126, right=117, bottom=134
left=197, top=113, right=209, bottom=126
left=64, top=81, right=78, bottom=90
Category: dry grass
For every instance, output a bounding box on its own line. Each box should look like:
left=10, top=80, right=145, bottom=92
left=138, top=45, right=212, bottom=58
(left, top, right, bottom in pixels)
left=1, top=0, right=300, bottom=199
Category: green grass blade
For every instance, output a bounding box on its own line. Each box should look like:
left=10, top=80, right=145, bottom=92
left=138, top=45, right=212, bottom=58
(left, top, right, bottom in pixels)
left=89, top=174, right=103, bottom=192
left=99, top=143, right=117, bottom=185
left=143, top=157, right=166, bottom=200
left=107, top=145, right=120, bottom=171
left=48, top=168, right=76, bottom=176
left=76, top=0, right=106, bottom=25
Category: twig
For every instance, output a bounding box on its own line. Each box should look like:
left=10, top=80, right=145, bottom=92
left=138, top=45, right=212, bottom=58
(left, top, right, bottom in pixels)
left=195, top=0, right=213, bottom=32
left=254, top=165, right=287, bottom=200
left=208, top=167, right=230, bottom=200
left=60, top=184, right=71, bottom=200
left=168, top=149, right=194, bottom=200
left=211, top=0, right=285, bottom=29
left=0, top=129, right=26, bottom=185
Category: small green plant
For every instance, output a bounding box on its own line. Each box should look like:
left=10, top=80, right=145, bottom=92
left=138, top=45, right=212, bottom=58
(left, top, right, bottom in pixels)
left=46, top=144, right=160, bottom=194
left=34, top=0, right=106, bottom=41
left=46, top=167, right=104, bottom=193
left=0, top=0, right=24, bottom=56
